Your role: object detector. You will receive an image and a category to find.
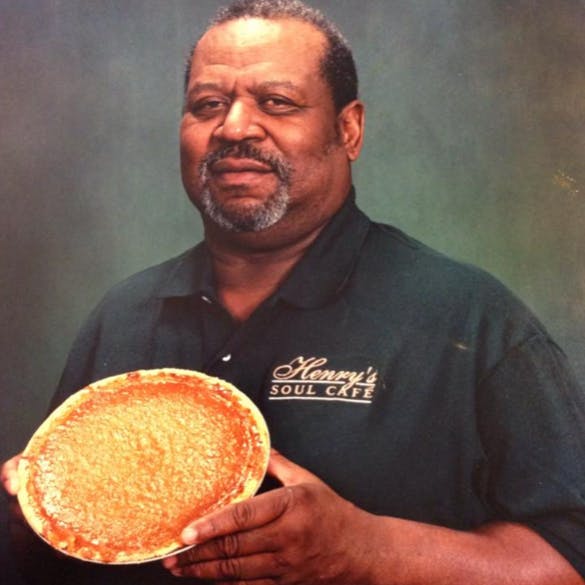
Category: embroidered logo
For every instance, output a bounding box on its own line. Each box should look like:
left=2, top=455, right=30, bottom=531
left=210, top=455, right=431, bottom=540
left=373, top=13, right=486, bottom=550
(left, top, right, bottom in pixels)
left=269, top=356, right=379, bottom=404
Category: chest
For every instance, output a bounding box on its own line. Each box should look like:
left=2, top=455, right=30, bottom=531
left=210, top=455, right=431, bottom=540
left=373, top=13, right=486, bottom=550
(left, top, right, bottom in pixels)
left=146, top=295, right=488, bottom=528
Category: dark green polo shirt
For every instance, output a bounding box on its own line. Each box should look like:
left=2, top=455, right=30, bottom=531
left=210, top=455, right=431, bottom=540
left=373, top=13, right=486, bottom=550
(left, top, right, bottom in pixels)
left=50, top=193, right=585, bottom=579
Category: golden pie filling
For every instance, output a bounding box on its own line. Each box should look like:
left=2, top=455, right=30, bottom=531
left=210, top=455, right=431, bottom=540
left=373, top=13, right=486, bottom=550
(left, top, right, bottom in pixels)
left=18, top=369, right=270, bottom=564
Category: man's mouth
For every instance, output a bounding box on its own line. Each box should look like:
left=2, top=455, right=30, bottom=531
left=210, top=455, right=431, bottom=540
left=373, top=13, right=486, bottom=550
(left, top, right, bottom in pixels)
left=211, top=158, right=274, bottom=175
left=208, top=157, right=276, bottom=188
left=199, top=144, right=292, bottom=190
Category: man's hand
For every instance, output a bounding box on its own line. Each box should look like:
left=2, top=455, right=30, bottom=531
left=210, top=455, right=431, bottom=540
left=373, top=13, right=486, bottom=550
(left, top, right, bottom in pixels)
left=2, top=453, right=31, bottom=563
left=1, top=454, right=22, bottom=496
left=162, top=449, right=377, bottom=584
left=2, top=454, right=25, bottom=528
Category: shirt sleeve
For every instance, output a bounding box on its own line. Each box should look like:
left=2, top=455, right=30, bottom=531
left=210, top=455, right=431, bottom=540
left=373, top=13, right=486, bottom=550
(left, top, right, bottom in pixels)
left=49, top=303, right=105, bottom=412
left=477, top=333, right=585, bottom=577
left=48, top=267, right=172, bottom=413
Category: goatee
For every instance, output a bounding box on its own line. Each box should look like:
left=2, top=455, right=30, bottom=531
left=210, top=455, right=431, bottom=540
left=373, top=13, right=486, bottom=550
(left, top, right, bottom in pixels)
left=198, top=143, right=293, bottom=233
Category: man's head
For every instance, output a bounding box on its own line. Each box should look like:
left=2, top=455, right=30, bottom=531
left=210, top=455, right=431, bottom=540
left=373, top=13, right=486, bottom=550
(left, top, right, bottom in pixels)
left=180, top=0, right=365, bottom=245
left=184, top=0, right=358, bottom=114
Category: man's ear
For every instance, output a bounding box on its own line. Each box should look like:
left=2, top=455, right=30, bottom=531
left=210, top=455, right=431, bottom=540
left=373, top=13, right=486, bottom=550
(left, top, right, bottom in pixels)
left=337, top=100, right=365, bottom=161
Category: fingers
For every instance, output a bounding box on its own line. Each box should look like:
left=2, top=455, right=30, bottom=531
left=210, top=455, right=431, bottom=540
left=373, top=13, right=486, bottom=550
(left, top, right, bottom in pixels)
left=177, top=452, right=324, bottom=547
left=180, top=484, right=294, bottom=546
left=174, top=526, right=278, bottom=565
left=162, top=452, right=328, bottom=581
left=167, top=550, right=288, bottom=581
left=213, top=581, right=275, bottom=585
left=213, top=580, right=275, bottom=585
left=267, top=449, right=323, bottom=487
left=1, top=454, right=22, bottom=496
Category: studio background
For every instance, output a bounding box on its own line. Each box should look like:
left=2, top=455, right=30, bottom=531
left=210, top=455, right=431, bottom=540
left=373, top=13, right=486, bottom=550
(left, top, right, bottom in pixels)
left=1, top=1, right=584, bottom=582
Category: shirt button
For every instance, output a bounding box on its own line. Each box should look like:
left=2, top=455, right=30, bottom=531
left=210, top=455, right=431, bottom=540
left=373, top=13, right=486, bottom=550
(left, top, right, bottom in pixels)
left=201, top=295, right=213, bottom=304
left=221, top=354, right=232, bottom=362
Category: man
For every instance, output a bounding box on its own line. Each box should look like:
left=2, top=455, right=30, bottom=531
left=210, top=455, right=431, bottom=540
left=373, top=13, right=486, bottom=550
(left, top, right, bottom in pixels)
left=3, top=0, right=585, bottom=583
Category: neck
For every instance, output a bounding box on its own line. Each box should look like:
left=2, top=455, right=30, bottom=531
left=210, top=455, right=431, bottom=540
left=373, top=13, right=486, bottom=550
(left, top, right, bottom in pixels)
left=206, top=223, right=325, bottom=322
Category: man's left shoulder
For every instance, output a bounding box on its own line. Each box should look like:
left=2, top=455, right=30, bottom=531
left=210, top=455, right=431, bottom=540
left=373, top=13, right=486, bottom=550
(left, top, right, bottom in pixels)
left=363, top=222, right=511, bottom=295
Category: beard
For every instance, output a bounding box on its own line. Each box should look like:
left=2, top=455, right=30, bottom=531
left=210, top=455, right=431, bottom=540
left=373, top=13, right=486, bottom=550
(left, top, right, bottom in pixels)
left=198, top=143, right=293, bottom=233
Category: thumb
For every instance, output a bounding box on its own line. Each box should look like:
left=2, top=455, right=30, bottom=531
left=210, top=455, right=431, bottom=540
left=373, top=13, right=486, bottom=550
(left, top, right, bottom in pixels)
left=267, top=449, right=324, bottom=487
left=1, top=454, right=22, bottom=496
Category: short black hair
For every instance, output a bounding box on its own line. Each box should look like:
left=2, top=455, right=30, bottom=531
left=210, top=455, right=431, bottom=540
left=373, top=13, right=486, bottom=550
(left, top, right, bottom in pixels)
left=184, top=0, right=358, bottom=112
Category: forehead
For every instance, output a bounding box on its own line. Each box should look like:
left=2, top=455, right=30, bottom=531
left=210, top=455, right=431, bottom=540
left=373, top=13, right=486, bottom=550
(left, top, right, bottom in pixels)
left=190, top=18, right=327, bottom=85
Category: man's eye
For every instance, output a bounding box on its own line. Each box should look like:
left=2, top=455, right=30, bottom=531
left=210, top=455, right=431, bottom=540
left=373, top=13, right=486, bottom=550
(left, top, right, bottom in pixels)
left=191, top=99, right=228, bottom=117
left=260, top=97, right=298, bottom=114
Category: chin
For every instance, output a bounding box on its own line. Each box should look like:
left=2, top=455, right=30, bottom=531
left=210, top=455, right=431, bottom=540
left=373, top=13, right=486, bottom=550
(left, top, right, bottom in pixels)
left=200, top=184, right=289, bottom=233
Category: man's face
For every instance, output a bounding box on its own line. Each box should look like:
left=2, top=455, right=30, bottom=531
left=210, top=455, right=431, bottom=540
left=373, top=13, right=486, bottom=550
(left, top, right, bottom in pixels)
left=180, top=17, right=361, bottom=239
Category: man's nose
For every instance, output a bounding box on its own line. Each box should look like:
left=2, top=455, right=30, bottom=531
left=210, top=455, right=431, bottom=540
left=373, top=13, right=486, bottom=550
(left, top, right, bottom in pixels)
left=214, top=100, right=265, bottom=143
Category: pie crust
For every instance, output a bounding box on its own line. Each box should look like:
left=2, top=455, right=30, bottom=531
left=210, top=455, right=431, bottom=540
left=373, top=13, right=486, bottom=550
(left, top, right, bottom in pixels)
left=18, top=368, right=270, bottom=564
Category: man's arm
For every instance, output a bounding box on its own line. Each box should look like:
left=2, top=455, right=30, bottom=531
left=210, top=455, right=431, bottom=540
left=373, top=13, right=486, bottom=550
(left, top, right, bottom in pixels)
left=163, top=450, right=584, bottom=585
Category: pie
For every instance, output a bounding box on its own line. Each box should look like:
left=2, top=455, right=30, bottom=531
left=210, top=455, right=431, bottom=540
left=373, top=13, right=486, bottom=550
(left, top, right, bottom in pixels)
left=17, top=368, right=270, bottom=564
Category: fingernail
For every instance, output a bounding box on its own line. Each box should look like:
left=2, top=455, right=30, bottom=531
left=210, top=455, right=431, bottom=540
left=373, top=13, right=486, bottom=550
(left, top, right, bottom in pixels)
left=182, top=527, right=198, bottom=544
left=162, top=556, right=177, bottom=569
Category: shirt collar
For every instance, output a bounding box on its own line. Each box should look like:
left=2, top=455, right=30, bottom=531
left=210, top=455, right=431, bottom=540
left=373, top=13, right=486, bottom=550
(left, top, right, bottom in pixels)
left=154, top=243, right=212, bottom=299
left=276, top=189, right=371, bottom=308
left=155, top=187, right=371, bottom=307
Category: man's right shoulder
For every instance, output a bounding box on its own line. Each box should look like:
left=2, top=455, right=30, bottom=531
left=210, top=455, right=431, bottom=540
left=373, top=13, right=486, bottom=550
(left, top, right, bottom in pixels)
left=99, top=245, right=202, bottom=308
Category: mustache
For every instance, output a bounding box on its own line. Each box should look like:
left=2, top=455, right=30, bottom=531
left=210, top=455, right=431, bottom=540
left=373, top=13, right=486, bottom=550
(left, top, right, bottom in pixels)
left=199, top=143, right=292, bottom=184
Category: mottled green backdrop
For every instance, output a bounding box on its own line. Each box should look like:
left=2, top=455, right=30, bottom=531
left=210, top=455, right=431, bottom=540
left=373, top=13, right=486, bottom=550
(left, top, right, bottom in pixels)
left=1, top=1, right=584, bottom=577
